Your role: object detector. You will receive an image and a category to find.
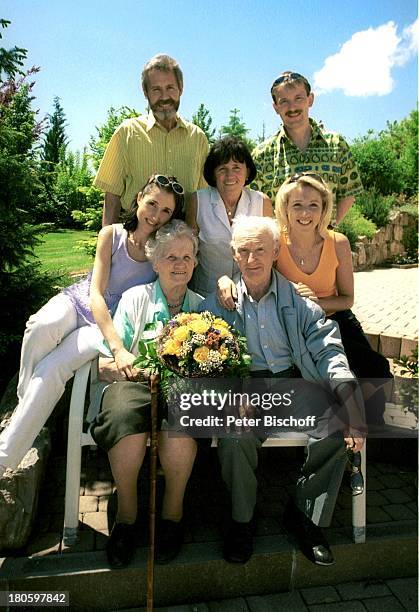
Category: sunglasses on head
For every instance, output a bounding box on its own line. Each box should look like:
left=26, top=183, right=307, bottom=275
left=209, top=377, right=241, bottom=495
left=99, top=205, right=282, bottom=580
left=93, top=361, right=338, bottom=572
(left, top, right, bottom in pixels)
left=288, top=172, right=325, bottom=184
left=271, top=72, right=305, bottom=89
left=149, top=174, right=185, bottom=195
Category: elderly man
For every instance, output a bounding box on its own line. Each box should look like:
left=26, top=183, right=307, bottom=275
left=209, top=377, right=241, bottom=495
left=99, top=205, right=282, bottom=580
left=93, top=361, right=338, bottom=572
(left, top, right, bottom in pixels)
left=94, top=54, right=209, bottom=225
left=252, top=71, right=363, bottom=224
left=199, top=216, right=364, bottom=565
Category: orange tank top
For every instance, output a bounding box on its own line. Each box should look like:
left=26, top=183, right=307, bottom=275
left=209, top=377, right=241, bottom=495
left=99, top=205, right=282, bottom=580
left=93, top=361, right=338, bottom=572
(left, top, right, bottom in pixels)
left=276, top=230, right=338, bottom=298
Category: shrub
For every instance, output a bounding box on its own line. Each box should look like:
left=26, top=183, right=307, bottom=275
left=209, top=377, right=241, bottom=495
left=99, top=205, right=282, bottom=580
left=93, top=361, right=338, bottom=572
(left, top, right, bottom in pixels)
left=72, top=205, right=101, bottom=257
left=71, top=206, right=102, bottom=232
left=355, top=190, right=395, bottom=228
left=351, top=134, right=402, bottom=195
left=398, top=199, right=418, bottom=218
left=402, top=224, right=418, bottom=259
left=337, top=206, right=377, bottom=249
left=75, top=236, right=98, bottom=258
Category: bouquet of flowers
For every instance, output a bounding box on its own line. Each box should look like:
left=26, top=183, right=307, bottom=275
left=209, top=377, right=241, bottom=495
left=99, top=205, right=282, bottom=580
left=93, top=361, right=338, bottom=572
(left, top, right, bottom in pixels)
left=134, top=312, right=251, bottom=391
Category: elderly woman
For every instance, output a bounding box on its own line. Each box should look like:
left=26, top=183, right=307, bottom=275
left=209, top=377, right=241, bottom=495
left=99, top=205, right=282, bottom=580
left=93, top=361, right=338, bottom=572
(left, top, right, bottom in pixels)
left=186, top=135, right=273, bottom=296
left=91, top=220, right=203, bottom=568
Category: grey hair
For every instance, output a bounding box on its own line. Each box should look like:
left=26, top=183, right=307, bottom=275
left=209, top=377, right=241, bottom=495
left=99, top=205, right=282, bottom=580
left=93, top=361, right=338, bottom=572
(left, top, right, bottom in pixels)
left=231, top=216, right=280, bottom=249
left=141, top=54, right=184, bottom=95
left=145, top=220, right=198, bottom=266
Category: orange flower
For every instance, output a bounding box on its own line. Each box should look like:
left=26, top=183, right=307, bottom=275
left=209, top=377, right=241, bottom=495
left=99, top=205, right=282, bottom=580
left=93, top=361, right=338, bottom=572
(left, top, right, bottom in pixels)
left=193, top=346, right=210, bottom=363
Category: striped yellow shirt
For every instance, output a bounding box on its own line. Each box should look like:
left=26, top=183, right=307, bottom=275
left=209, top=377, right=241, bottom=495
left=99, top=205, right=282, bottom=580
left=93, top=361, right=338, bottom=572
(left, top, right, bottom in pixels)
left=93, top=113, right=209, bottom=210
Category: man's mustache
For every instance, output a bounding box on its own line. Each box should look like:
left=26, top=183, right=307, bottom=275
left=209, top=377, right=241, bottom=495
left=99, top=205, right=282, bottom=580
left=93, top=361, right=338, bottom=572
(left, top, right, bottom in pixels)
left=157, top=99, right=176, bottom=106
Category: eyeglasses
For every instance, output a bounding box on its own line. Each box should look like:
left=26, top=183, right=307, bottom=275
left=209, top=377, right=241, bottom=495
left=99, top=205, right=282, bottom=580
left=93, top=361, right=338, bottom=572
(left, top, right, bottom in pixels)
left=288, top=172, right=325, bottom=184
left=271, top=72, right=305, bottom=89
left=149, top=174, right=185, bottom=195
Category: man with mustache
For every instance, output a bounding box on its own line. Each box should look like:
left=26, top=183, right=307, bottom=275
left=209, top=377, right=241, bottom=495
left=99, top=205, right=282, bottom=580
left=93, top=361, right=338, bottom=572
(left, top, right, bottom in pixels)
left=94, top=54, right=209, bottom=226
left=252, top=71, right=363, bottom=224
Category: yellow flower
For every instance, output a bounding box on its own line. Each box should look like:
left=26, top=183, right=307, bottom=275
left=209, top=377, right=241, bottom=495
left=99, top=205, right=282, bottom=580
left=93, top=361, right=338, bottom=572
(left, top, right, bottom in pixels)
left=213, top=318, right=230, bottom=329
left=176, top=313, right=192, bottom=324
left=162, top=339, right=182, bottom=356
left=173, top=326, right=189, bottom=342
left=219, top=345, right=229, bottom=361
left=188, top=319, right=211, bottom=334
left=193, top=346, right=210, bottom=363
left=217, top=327, right=233, bottom=339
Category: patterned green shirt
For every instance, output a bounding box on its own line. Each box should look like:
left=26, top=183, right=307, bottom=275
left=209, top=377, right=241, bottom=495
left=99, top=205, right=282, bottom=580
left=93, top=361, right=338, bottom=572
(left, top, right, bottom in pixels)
left=251, top=118, right=363, bottom=219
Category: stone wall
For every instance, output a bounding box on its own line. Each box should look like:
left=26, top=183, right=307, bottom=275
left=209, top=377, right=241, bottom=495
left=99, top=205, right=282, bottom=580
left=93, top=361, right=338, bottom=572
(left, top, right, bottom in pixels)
left=0, top=375, right=51, bottom=549
left=352, top=211, right=415, bottom=271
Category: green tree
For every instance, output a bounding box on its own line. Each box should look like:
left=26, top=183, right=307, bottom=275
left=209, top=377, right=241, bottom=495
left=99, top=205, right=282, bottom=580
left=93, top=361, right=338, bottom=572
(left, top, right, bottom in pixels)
left=51, top=148, right=98, bottom=226
left=0, top=19, right=27, bottom=80
left=351, top=131, right=402, bottom=195
left=192, top=103, right=216, bottom=144
left=70, top=106, right=140, bottom=251
left=89, top=105, right=139, bottom=170
left=41, top=96, right=68, bottom=174
left=383, top=109, right=418, bottom=196
left=0, top=27, right=58, bottom=375
left=219, top=108, right=256, bottom=151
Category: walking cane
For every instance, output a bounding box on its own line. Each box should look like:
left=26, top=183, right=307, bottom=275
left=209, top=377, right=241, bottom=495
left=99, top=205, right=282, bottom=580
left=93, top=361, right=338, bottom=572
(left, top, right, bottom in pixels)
left=147, top=373, right=159, bottom=612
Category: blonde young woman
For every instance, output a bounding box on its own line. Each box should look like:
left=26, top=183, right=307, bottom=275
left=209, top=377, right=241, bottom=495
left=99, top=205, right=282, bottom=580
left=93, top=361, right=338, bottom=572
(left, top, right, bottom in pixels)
left=0, top=175, right=183, bottom=477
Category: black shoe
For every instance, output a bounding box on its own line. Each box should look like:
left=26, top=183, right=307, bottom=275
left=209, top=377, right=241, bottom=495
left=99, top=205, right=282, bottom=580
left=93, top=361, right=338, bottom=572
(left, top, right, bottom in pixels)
left=155, top=519, right=184, bottom=564
left=347, top=450, right=364, bottom=496
left=106, top=522, right=137, bottom=569
left=223, top=519, right=253, bottom=564
left=283, top=501, right=334, bottom=566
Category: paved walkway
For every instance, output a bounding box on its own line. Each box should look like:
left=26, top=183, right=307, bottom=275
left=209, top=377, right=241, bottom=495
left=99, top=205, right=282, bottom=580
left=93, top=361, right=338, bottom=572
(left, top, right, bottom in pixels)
left=353, top=267, right=418, bottom=339
left=25, top=444, right=418, bottom=559
left=123, top=576, right=418, bottom=611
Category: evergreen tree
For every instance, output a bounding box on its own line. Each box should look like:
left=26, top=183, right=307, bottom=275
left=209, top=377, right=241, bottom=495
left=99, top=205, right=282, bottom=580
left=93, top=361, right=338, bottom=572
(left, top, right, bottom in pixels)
left=192, top=103, right=216, bottom=144
left=41, top=96, right=68, bottom=174
left=0, top=19, right=27, bottom=80
left=219, top=108, right=255, bottom=151
left=0, top=22, right=57, bottom=380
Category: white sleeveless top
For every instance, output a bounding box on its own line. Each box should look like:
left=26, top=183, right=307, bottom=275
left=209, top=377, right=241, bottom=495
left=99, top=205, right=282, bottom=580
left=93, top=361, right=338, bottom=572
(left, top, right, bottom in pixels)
left=190, top=186, right=264, bottom=296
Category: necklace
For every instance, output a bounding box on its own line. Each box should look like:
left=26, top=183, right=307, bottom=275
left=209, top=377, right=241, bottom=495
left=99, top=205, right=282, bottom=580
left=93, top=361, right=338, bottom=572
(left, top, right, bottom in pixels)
left=288, top=240, right=320, bottom=268
left=225, top=204, right=237, bottom=220
left=167, top=298, right=184, bottom=308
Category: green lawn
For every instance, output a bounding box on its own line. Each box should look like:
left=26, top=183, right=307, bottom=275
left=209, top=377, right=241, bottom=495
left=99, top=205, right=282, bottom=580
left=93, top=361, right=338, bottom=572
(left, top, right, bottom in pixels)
left=34, top=229, right=96, bottom=276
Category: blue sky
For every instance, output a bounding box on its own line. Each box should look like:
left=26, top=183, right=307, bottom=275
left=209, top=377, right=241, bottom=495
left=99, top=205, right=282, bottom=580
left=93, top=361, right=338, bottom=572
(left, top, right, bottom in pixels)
left=2, top=0, right=418, bottom=153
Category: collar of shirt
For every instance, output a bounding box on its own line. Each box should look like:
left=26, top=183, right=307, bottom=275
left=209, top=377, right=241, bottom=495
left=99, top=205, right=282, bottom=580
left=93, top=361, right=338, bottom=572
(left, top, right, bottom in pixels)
left=145, top=111, right=188, bottom=133
left=239, top=271, right=278, bottom=304
left=209, top=186, right=253, bottom=227
left=153, top=278, right=190, bottom=322
left=277, top=118, right=325, bottom=145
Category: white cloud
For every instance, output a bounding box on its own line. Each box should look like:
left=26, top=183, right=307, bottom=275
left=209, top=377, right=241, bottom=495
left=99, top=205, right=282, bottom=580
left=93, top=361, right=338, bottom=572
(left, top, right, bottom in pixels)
left=313, top=19, right=418, bottom=97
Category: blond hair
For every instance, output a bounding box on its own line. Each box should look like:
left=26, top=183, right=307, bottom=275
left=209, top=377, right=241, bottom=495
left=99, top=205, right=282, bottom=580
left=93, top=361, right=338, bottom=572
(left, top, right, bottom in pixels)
left=275, top=174, right=333, bottom=238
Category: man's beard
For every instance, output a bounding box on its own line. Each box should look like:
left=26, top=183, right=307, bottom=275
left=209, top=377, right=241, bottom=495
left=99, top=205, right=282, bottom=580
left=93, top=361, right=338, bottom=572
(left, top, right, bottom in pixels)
left=150, top=98, right=180, bottom=122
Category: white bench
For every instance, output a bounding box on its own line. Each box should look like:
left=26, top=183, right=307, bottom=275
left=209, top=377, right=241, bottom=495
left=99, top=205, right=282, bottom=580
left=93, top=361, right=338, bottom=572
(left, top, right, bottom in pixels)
left=63, top=360, right=366, bottom=545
